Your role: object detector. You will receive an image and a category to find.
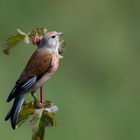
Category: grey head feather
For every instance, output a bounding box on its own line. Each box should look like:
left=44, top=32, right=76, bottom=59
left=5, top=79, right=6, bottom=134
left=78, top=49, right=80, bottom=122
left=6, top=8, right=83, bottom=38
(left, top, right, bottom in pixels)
left=38, top=36, right=49, bottom=48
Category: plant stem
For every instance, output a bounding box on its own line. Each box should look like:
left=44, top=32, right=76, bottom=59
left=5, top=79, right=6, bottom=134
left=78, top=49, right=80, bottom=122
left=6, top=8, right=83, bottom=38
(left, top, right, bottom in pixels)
left=40, top=86, right=45, bottom=104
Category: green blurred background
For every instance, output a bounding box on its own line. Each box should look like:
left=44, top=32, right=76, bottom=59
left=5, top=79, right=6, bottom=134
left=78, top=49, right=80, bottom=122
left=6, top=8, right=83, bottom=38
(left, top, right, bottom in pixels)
left=0, top=0, right=140, bottom=140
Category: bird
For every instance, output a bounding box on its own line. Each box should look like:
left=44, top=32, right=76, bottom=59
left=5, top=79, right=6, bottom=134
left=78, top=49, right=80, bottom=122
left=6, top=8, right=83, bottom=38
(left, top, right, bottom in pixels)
left=5, top=31, right=64, bottom=129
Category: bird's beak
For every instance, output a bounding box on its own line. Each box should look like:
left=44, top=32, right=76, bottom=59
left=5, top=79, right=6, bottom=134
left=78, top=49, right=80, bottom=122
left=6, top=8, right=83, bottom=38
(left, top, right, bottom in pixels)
left=57, top=32, right=64, bottom=37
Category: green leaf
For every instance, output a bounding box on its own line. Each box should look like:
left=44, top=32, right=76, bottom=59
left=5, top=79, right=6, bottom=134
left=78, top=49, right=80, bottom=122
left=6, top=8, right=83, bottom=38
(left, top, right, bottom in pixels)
left=2, top=27, right=47, bottom=55
left=30, top=103, right=58, bottom=140
left=3, top=32, right=26, bottom=55
left=59, top=37, right=66, bottom=54
left=30, top=109, right=45, bottom=140
left=16, top=101, right=35, bottom=128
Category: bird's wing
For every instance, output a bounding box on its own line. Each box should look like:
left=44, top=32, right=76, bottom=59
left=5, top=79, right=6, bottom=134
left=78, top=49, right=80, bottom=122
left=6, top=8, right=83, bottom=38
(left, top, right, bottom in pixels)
left=7, top=49, right=52, bottom=102
left=19, top=49, right=52, bottom=81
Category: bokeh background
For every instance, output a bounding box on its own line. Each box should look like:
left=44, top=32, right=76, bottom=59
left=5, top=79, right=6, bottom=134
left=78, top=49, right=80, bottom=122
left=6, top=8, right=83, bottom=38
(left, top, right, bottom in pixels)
left=0, top=0, right=140, bottom=140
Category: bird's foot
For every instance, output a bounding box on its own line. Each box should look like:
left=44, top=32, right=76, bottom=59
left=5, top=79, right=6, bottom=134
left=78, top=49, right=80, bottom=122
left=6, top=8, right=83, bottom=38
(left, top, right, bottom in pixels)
left=31, top=92, right=38, bottom=101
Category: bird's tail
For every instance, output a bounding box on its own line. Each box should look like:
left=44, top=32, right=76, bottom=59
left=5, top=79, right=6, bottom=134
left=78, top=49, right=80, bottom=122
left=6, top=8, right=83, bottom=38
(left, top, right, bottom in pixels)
left=5, top=94, right=25, bottom=129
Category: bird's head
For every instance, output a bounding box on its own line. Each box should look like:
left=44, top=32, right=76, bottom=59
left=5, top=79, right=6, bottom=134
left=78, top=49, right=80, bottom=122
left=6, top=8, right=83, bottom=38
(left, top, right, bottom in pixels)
left=38, top=31, right=63, bottom=53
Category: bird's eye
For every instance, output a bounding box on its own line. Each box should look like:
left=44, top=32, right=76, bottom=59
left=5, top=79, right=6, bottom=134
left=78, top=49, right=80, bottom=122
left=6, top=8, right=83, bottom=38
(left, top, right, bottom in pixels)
left=51, top=36, right=56, bottom=38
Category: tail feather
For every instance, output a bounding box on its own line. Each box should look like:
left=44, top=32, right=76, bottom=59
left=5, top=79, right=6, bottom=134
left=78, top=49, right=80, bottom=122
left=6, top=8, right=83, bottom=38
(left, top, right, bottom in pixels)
left=6, top=87, right=16, bottom=102
left=5, top=110, right=11, bottom=121
left=5, top=94, right=25, bottom=129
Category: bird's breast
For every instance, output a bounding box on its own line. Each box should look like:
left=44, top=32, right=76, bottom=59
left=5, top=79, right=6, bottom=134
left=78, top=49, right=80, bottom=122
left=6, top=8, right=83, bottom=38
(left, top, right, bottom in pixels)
left=34, top=54, right=60, bottom=89
left=50, top=54, right=60, bottom=75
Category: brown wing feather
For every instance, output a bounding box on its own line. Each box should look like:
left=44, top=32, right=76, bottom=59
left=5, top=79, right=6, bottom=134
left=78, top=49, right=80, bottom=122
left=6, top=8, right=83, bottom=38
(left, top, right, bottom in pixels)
left=18, top=49, right=52, bottom=82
